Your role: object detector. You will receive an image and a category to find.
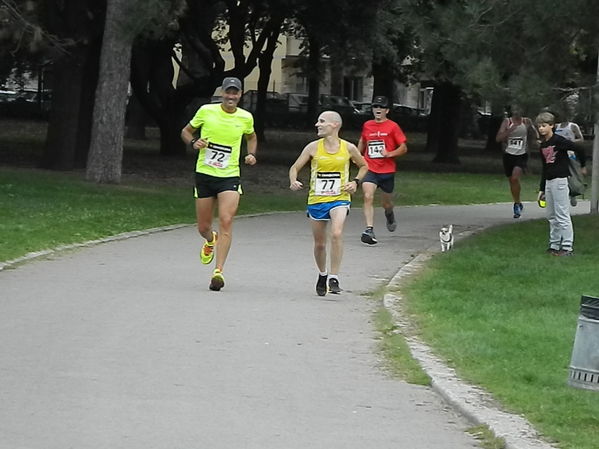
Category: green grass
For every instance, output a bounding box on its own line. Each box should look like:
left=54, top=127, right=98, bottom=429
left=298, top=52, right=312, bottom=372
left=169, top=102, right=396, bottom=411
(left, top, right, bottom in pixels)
left=394, top=170, right=540, bottom=206
left=402, top=216, right=599, bottom=449
left=0, top=168, right=192, bottom=262
left=0, top=167, right=306, bottom=262
left=372, top=306, right=431, bottom=385
left=0, top=165, right=542, bottom=263
left=467, top=425, right=506, bottom=449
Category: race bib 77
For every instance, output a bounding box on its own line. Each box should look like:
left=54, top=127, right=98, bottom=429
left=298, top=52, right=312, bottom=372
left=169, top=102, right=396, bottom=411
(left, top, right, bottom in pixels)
left=315, top=172, right=341, bottom=196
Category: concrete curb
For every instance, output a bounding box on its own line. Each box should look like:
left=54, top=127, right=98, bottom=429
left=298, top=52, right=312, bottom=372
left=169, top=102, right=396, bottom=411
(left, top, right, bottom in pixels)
left=382, top=233, right=557, bottom=449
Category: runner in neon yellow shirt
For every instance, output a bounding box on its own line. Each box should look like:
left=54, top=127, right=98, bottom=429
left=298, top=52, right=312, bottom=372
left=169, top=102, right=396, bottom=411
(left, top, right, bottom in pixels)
left=181, top=77, right=257, bottom=291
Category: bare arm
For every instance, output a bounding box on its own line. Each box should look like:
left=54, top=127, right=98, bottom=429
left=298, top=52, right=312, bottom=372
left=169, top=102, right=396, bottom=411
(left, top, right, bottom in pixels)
left=181, top=123, right=207, bottom=150
left=571, top=123, right=584, bottom=143
left=384, top=142, right=408, bottom=158
left=525, top=118, right=539, bottom=140
left=495, top=119, right=510, bottom=143
left=289, top=142, right=316, bottom=190
left=344, top=143, right=368, bottom=193
left=244, top=132, right=258, bottom=165
left=357, top=137, right=365, bottom=155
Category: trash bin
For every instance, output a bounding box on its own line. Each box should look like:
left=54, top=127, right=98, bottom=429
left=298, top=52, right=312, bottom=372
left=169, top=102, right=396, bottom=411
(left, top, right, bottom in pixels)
left=568, top=295, right=599, bottom=391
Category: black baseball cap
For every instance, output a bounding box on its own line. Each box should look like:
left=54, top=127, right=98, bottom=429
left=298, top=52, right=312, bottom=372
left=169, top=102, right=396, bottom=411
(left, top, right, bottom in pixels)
left=372, top=95, right=389, bottom=108
left=222, top=77, right=242, bottom=91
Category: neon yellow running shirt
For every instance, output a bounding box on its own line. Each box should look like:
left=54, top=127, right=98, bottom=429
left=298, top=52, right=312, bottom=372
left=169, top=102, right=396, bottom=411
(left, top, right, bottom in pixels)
left=189, top=103, right=255, bottom=177
left=308, top=138, right=351, bottom=205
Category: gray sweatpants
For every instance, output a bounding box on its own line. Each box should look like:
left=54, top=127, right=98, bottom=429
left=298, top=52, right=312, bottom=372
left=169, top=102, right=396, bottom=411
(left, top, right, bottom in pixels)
left=545, top=177, right=573, bottom=250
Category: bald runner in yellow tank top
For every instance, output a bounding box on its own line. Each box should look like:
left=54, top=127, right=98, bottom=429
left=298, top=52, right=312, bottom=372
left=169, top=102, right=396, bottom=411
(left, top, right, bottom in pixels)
left=289, top=111, right=368, bottom=296
left=308, top=138, right=352, bottom=205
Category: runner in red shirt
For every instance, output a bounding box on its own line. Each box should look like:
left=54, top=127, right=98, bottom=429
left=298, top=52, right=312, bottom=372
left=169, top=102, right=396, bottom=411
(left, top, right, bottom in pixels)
left=357, top=95, right=408, bottom=245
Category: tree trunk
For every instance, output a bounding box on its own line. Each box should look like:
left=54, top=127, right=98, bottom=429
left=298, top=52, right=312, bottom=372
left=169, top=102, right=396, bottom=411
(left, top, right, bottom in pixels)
left=254, top=19, right=282, bottom=142
left=41, top=0, right=105, bottom=170
left=428, top=82, right=461, bottom=164
left=125, top=92, right=148, bottom=140
left=155, top=100, right=188, bottom=157
left=86, top=0, right=133, bottom=183
left=484, top=115, right=503, bottom=152
left=130, top=40, right=206, bottom=157
left=329, top=55, right=344, bottom=97
left=372, top=58, right=395, bottom=102
left=41, top=47, right=87, bottom=170
left=75, top=39, right=102, bottom=168
left=306, top=34, right=321, bottom=127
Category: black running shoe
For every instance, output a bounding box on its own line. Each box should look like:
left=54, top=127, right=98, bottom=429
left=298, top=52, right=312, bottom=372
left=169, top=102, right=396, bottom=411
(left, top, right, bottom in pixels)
left=385, top=209, right=397, bottom=232
left=555, top=249, right=574, bottom=257
left=209, top=269, right=225, bottom=291
left=328, top=278, right=341, bottom=294
left=316, top=274, right=327, bottom=296
left=361, top=227, right=378, bottom=245
left=513, top=202, right=523, bottom=219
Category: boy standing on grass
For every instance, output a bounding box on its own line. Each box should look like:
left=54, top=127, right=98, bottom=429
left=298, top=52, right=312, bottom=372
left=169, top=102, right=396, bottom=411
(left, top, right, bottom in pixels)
left=536, top=111, right=587, bottom=256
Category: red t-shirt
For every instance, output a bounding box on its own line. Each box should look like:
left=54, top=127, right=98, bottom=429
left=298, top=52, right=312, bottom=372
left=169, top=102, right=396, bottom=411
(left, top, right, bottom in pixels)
left=360, top=119, right=407, bottom=173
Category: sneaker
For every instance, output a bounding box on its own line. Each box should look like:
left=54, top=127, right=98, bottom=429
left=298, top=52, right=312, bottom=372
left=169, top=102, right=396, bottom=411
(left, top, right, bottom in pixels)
left=361, top=228, right=378, bottom=245
left=570, top=196, right=578, bottom=207
left=316, top=274, right=327, bottom=296
left=555, top=249, right=574, bottom=257
left=546, top=247, right=558, bottom=255
left=385, top=210, right=397, bottom=232
left=209, top=268, right=225, bottom=291
left=513, top=202, right=523, bottom=219
left=201, top=231, right=217, bottom=264
left=328, top=278, right=341, bottom=294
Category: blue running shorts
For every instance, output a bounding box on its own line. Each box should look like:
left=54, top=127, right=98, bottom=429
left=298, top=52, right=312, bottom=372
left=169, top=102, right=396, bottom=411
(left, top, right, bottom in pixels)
left=307, top=200, right=351, bottom=220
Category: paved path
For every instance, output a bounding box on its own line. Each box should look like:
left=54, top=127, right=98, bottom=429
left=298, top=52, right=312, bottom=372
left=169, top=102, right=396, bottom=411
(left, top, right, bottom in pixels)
left=0, top=201, right=587, bottom=448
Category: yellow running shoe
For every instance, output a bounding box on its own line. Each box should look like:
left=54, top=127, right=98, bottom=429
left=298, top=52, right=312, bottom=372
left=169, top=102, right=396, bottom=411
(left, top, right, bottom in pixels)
left=200, top=231, right=217, bottom=264
left=209, top=269, right=225, bottom=291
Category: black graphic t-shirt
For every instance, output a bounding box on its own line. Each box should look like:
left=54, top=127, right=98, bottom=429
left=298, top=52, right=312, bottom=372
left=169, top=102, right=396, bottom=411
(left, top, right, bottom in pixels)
left=539, top=134, right=586, bottom=190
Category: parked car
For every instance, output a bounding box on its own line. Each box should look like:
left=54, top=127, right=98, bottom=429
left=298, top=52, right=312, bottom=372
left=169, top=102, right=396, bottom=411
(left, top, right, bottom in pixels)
left=242, top=90, right=288, bottom=113
left=389, top=104, right=428, bottom=132
left=320, top=94, right=359, bottom=115
left=0, top=89, right=18, bottom=103
left=286, top=92, right=310, bottom=113
left=0, top=89, right=52, bottom=117
left=352, top=101, right=372, bottom=115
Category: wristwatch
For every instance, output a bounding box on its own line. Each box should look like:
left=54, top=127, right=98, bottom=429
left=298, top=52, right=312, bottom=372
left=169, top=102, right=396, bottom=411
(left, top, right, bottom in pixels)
left=353, top=178, right=361, bottom=186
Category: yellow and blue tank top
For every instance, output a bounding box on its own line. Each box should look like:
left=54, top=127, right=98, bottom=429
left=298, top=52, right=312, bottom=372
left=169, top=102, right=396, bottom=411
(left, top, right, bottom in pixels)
left=308, top=138, right=351, bottom=205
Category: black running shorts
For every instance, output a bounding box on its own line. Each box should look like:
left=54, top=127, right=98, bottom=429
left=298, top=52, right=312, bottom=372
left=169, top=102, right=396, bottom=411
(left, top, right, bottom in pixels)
left=502, top=153, right=528, bottom=177
left=194, top=172, right=242, bottom=198
left=362, top=171, right=395, bottom=193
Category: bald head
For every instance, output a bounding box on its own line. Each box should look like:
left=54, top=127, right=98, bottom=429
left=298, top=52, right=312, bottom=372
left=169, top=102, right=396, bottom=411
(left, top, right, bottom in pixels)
left=315, top=110, right=343, bottom=138
left=320, top=110, right=343, bottom=126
